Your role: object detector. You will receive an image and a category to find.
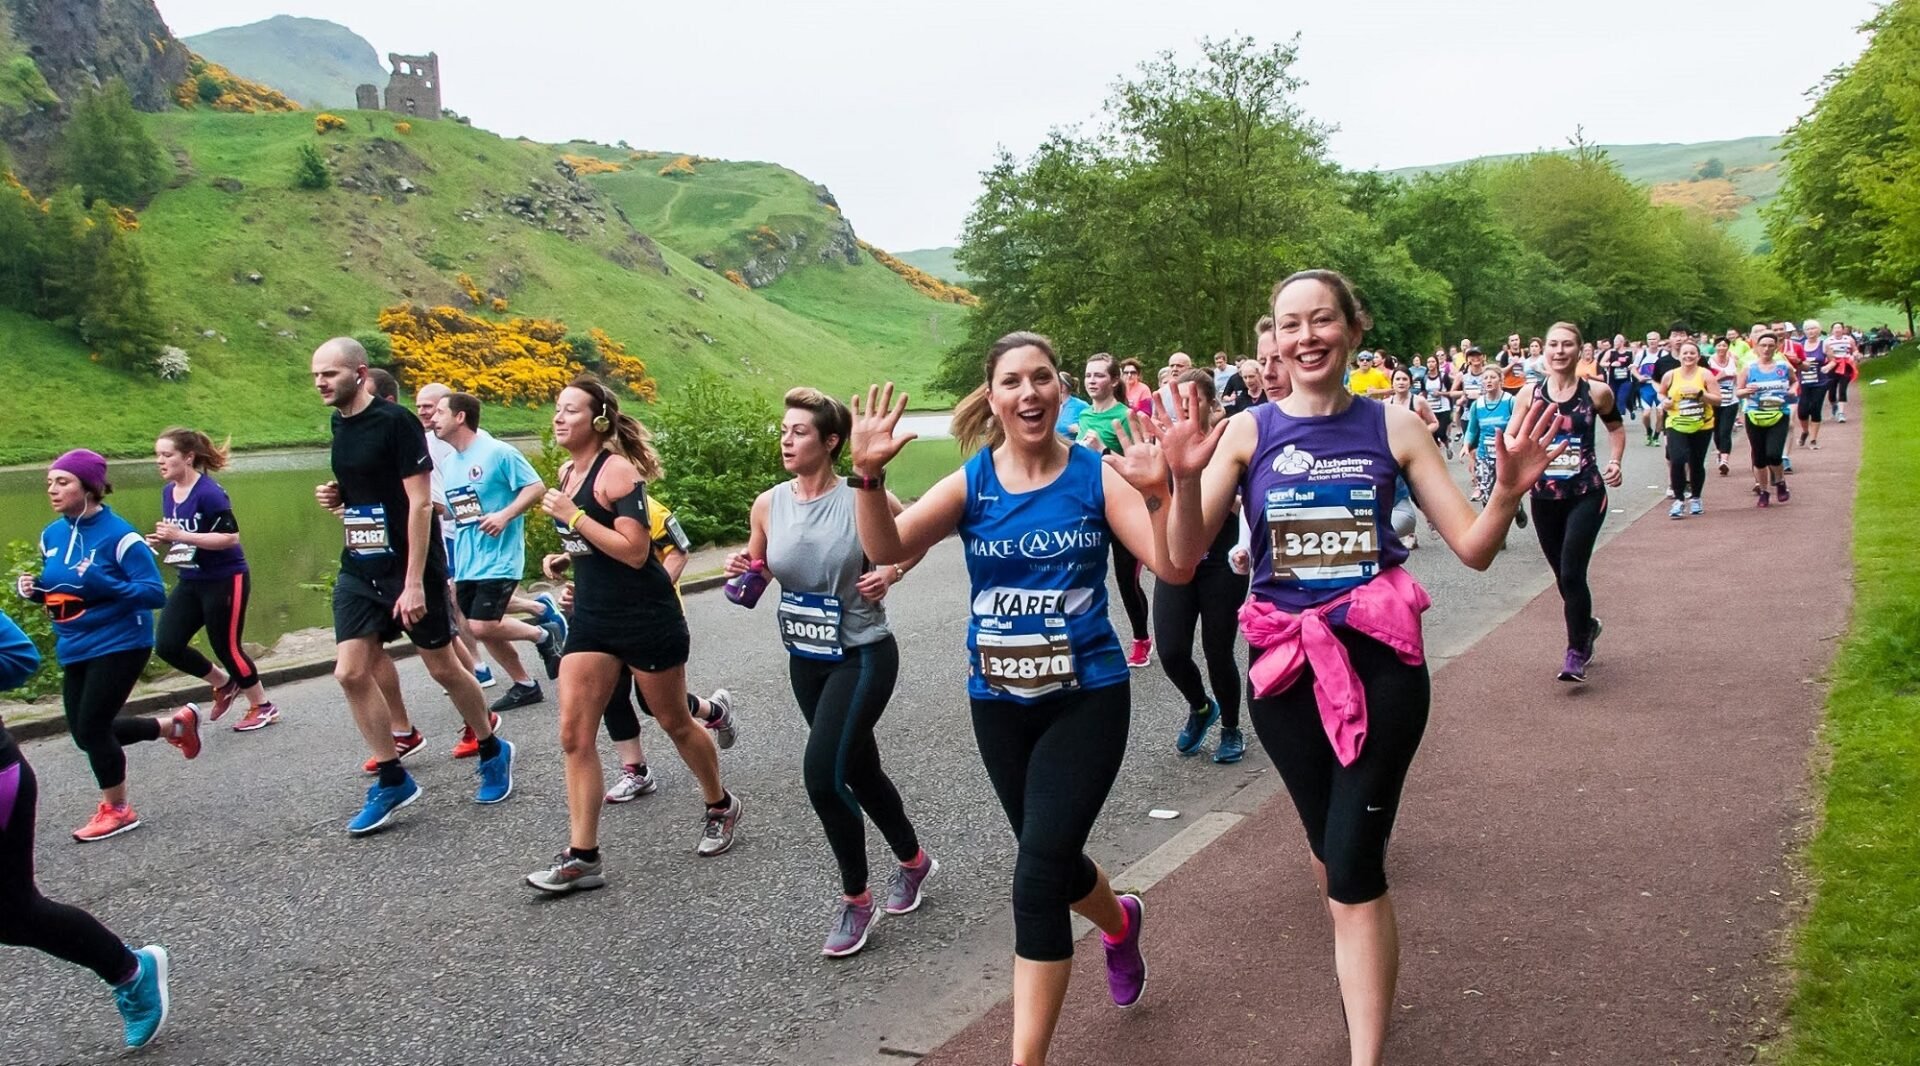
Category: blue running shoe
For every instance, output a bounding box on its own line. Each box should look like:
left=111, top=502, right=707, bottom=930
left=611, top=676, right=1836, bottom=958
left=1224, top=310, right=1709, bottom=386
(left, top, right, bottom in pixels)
left=1212, top=726, right=1247, bottom=764
left=476, top=738, right=515, bottom=804
left=474, top=664, right=496, bottom=689
left=1175, top=700, right=1220, bottom=755
left=347, top=774, right=422, bottom=835
left=533, top=591, right=565, bottom=628
left=113, top=945, right=170, bottom=1049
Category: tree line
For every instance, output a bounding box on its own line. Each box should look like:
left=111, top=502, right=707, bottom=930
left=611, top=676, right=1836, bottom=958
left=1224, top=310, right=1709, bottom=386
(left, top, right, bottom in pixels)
left=938, top=36, right=1806, bottom=390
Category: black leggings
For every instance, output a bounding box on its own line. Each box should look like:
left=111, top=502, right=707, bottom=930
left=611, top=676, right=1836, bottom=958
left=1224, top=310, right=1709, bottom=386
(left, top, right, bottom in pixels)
left=971, top=682, right=1129, bottom=961
left=1432, top=410, right=1452, bottom=447
left=1831, top=376, right=1850, bottom=405
left=1747, top=419, right=1789, bottom=469
left=1712, top=406, right=1738, bottom=456
left=155, top=572, right=260, bottom=689
left=1152, top=565, right=1248, bottom=728
left=1108, top=539, right=1149, bottom=642
left=1665, top=428, right=1711, bottom=499
left=63, top=647, right=161, bottom=791
left=0, top=749, right=139, bottom=984
left=1797, top=385, right=1827, bottom=423
left=1529, top=490, right=1607, bottom=650
left=1250, top=630, right=1429, bottom=904
left=791, top=637, right=919, bottom=895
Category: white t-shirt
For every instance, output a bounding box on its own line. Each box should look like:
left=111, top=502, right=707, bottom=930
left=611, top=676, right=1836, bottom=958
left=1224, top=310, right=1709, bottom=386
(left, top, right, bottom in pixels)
left=426, top=434, right=456, bottom=510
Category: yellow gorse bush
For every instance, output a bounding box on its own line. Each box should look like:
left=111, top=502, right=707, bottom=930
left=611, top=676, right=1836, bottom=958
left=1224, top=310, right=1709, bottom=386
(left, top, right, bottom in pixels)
left=857, top=241, right=979, bottom=306
left=314, top=113, right=348, bottom=134
left=561, top=153, right=626, bottom=175
left=658, top=155, right=698, bottom=177
left=174, top=55, right=299, bottom=113
left=377, top=304, right=656, bottom=405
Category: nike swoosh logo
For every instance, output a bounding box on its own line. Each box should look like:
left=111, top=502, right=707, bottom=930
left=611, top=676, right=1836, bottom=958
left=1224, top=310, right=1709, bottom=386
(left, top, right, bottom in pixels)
left=1365, top=805, right=1384, bottom=812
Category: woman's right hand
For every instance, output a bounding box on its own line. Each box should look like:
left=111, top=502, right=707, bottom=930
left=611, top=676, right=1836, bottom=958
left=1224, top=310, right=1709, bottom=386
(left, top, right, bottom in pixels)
left=14, top=574, right=35, bottom=600
left=1155, top=382, right=1228, bottom=481
left=723, top=551, right=755, bottom=578
left=541, top=553, right=570, bottom=581
left=849, top=382, right=915, bottom=475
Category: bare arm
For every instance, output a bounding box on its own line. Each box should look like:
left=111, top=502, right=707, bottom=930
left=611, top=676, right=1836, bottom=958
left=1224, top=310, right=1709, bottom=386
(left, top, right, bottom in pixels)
left=401, top=471, right=435, bottom=587
left=725, top=490, right=774, bottom=577
left=540, top=455, right=653, bottom=569
left=1162, top=397, right=1251, bottom=576
left=855, top=470, right=965, bottom=566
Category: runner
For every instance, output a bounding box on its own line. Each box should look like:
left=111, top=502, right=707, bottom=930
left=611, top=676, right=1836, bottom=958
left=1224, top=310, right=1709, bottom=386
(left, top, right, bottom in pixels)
left=526, top=376, right=741, bottom=893
left=1635, top=332, right=1665, bottom=446
left=1656, top=338, right=1721, bottom=518
left=413, top=383, right=491, bottom=690
left=0, top=613, right=172, bottom=1048
left=1826, top=321, right=1857, bottom=423
left=1118, top=357, right=1153, bottom=410
left=1458, top=366, right=1514, bottom=503
left=353, top=369, right=435, bottom=769
left=724, top=386, right=934, bottom=957
left=1420, top=356, right=1456, bottom=449
left=1513, top=323, right=1626, bottom=682
left=1386, top=368, right=1441, bottom=548
left=1795, top=319, right=1829, bottom=452
left=1603, top=334, right=1638, bottom=419
left=1346, top=351, right=1391, bottom=399
left=1159, top=268, right=1560, bottom=1066
left=1155, top=369, right=1251, bottom=764
left=1707, top=341, right=1741, bottom=477
left=18, top=449, right=197, bottom=843
left=310, top=338, right=515, bottom=834
left=1736, top=330, right=1794, bottom=507
left=1054, top=371, right=1089, bottom=439
left=149, top=428, right=279, bottom=732
left=1257, top=315, right=1293, bottom=403
left=1074, top=353, right=1154, bottom=667
left=848, top=333, right=1177, bottom=1066
left=430, top=392, right=566, bottom=714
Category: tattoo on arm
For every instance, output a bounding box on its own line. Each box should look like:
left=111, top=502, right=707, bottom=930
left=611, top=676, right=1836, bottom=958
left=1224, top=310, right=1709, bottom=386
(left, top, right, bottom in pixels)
left=1145, top=495, right=1163, bottom=513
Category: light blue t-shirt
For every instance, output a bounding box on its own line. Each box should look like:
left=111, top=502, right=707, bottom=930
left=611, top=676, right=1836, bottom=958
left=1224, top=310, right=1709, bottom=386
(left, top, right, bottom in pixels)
left=1056, top=395, right=1090, bottom=437
left=446, top=430, right=542, bottom=581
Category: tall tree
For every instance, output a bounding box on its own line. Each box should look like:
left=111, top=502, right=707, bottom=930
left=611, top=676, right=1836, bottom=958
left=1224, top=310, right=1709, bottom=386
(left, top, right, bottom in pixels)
left=57, top=79, right=170, bottom=207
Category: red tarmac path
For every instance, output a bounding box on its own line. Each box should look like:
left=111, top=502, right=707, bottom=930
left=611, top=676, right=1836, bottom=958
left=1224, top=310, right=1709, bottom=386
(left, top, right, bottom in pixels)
left=924, top=403, right=1863, bottom=1065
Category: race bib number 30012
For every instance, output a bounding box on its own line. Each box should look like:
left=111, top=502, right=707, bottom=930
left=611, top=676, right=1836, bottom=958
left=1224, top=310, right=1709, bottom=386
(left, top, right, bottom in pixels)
left=778, top=592, right=844, bottom=661
left=1266, top=483, right=1379, bottom=589
left=976, top=614, right=1078, bottom=700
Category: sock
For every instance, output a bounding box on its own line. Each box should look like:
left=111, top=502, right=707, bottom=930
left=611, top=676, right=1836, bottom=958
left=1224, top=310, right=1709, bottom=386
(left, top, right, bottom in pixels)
left=392, top=729, right=413, bottom=740
left=846, top=889, right=873, bottom=907
left=687, top=693, right=706, bottom=719
left=477, top=734, right=502, bottom=760
left=569, top=846, right=600, bottom=864
left=110, top=949, right=141, bottom=988
left=902, top=848, right=928, bottom=869
left=706, top=790, right=732, bottom=812
left=376, top=759, right=406, bottom=787
left=624, top=763, right=648, bottom=778
left=1101, top=905, right=1131, bottom=945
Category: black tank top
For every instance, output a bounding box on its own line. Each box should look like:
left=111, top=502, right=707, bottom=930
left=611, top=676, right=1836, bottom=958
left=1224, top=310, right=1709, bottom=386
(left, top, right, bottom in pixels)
left=1531, top=378, right=1603, bottom=500
left=559, top=450, right=680, bottom=626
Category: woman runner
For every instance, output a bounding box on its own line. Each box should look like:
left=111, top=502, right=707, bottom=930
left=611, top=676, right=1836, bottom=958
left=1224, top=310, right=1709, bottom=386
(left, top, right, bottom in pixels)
left=1458, top=367, right=1514, bottom=503
left=1825, top=321, right=1857, bottom=423
left=18, top=450, right=199, bottom=842
left=848, top=333, right=1179, bottom=1066
left=1513, top=323, right=1626, bottom=682
left=1420, top=357, right=1456, bottom=450
left=726, top=387, right=935, bottom=957
left=1736, top=330, right=1795, bottom=506
left=1156, top=370, right=1252, bottom=764
left=525, top=377, right=742, bottom=893
left=1075, top=353, right=1155, bottom=667
left=1656, top=341, right=1721, bottom=518
left=149, top=429, right=279, bottom=732
left=1794, top=319, right=1829, bottom=451
left=1160, top=269, right=1560, bottom=1066
left=1706, top=342, right=1741, bottom=477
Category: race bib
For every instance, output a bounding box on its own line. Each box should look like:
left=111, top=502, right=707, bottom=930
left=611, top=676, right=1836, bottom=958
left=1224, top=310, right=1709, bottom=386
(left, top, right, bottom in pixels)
left=447, top=486, right=484, bottom=527
left=778, top=592, right=844, bottom=661
left=554, top=517, right=593, bottom=558
left=163, top=540, right=198, bottom=568
left=1675, top=396, right=1706, bottom=421
left=1544, top=433, right=1584, bottom=480
left=1717, top=378, right=1738, bottom=404
left=975, top=613, right=1078, bottom=700
left=1756, top=390, right=1787, bottom=411
left=1800, top=365, right=1823, bottom=385
left=1265, top=482, right=1380, bottom=589
left=343, top=504, right=392, bottom=557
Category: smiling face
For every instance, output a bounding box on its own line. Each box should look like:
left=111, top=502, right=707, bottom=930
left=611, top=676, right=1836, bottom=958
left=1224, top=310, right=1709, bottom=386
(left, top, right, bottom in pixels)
left=1545, top=325, right=1580, bottom=372
left=1271, top=278, right=1356, bottom=390
left=986, top=345, right=1064, bottom=444
left=46, top=470, right=88, bottom=515
left=154, top=437, right=194, bottom=482
left=552, top=386, right=597, bottom=449
left=1678, top=341, right=1702, bottom=367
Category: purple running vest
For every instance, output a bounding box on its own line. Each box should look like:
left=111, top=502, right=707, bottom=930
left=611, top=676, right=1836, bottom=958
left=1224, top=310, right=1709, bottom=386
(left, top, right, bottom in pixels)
left=1531, top=378, right=1603, bottom=500
left=1241, top=398, right=1409, bottom=612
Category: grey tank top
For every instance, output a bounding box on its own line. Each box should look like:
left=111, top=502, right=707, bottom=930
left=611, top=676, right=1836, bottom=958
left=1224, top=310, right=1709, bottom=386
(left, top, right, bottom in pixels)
left=764, top=480, right=888, bottom=648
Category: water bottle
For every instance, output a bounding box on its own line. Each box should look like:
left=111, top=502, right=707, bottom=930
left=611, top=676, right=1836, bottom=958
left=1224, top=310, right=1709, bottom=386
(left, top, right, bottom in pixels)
left=724, top=560, right=768, bottom=609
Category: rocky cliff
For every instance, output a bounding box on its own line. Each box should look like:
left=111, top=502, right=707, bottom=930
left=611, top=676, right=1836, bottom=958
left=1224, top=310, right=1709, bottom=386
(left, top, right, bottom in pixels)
left=1, top=0, right=186, bottom=179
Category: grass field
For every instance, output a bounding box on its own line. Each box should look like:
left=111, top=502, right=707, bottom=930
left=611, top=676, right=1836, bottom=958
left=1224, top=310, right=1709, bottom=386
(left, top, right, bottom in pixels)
left=887, top=437, right=963, bottom=500
left=1780, top=343, right=1920, bottom=1064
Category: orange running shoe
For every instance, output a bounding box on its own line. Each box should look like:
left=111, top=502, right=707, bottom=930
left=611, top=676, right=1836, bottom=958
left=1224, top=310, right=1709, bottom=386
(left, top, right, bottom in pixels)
left=362, top=729, right=424, bottom=774
left=232, top=702, right=279, bottom=733
left=166, top=704, right=202, bottom=760
left=451, top=713, right=502, bottom=759
left=73, top=801, right=140, bottom=843
left=208, top=679, right=242, bottom=721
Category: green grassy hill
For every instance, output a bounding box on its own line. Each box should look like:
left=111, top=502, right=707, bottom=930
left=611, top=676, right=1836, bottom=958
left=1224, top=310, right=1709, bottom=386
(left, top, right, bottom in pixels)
left=894, top=246, right=972, bottom=284
left=182, top=16, right=387, bottom=109
left=0, top=111, right=966, bottom=462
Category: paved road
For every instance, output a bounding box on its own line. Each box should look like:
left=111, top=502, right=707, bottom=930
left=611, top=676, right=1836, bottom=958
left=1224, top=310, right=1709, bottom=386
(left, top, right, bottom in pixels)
left=2, top=437, right=1675, bottom=1066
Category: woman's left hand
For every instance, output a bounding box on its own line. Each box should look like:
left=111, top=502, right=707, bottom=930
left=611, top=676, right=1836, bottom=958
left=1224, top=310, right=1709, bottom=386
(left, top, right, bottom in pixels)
left=1602, top=459, right=1624, bottom=488
left=541, top=488, right=579, bottom=525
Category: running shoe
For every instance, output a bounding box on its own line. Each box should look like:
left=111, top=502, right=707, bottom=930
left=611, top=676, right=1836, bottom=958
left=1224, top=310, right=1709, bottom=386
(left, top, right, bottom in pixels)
left=1755, top=486, right=1771, bottom=508
left=489, top=681, right=543, bottom=713
left=1213, top=727, right=1247, bottom=765
left=73, top=801, right=140, bottom=843
left=363, top=729, right=424, bottom=774
left=1557, top=647, right=1590, bottom=683
left=1777, top=480, right=1791, bottom=503
left=474, top=737, right=514, bottom=805
left=536, top=621, right=565, bottom=680
left=1810, top=440, right=1820, bottom=450
left=605, top=765, right=658, bottom=803
left=526, top=850, right=605, bottom=894
left=1689, top=498, right=1704, bottom=516
left=1126, top=639, right=1152, bottom=668
left=208, top=679, right=241, bottom=722
left=533, top=591, right=566, bottom=627
left=166, top=704, right=202, bottom=760
left=1585, top=618, right=1603, bottom=661
left=474, top=664, right=496, bottom=689
left=346, top=774, right=421, bottom=835
left=703, top=688, right=738, bottom=750
left=1718, top=458, right=1730, bottom=476
left=697, top=793, right=743, bottom=856
left=1515, top=507, right=1529, bottom=530
left=113, top=945, right=170, bottom=1049
left=1669, top=501, right=1685, bottom=519
left=1783, top=456, right=1795, bottom=473
left=1798, top=432, right=1808, bottom=447
left=232, top=702, right=280, bottom=732
left=1837, top=412, right=1847, bottom=423
left=822, top=896, right=880, bottom=958
left=1175, top=700, right=1220, bottom=756
left=885, top=854, right=939, bottom=915
left=452, top=713, right=502, bottom=759
left=1103, top=894, right=1147, bottom=1008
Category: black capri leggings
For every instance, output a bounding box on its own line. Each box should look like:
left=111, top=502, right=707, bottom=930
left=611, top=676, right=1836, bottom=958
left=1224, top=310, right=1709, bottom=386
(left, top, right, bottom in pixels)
left=155, top=572, right=260, bottom=689
left=1830, top=375, right=1850, bottom=405
left=1712, top=405, right=1738, bottom=456
left=1431, top=410, right=1452, bottom=447
left=791, top=637, right=919, bottom=896
left=1796, top=385, right=1826, bottom=423
left=1152, top=565, right=1249, bottom=728
left=971, top=681, right=1129, bottom=961
left=1747, top=419, right=1790, bottom=469
left=1665, top=428, right=1712, bottom=500
left=1529, top=490, right=1607, bottom=650
left=64, top=647, right=162, bottom=791
left=0, top=747, right=140, bottom=984
left=1108, top=539, right=1149, bottom=642
left=1249, top=630, right=1429, bottom=904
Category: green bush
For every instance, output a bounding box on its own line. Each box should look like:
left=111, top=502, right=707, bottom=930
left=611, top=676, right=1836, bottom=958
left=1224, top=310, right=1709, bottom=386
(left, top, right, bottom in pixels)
left=1, top=540, right=60, bottom=700
left=645, top=375, right=785, bottom=546
left=354, top=330, right=393, bottom=367
left=293, top=142, right=331, bottom=191
left=523, top=426, right=566, bottom=566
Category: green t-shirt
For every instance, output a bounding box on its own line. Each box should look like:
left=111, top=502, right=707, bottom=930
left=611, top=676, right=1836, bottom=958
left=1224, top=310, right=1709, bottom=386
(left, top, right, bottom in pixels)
left=1077, top=402, right=1131, bottom=451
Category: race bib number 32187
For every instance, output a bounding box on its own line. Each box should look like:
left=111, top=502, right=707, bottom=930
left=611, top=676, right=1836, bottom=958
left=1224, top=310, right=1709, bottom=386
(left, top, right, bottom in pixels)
left=1266, top=482, right=1379, bottom=589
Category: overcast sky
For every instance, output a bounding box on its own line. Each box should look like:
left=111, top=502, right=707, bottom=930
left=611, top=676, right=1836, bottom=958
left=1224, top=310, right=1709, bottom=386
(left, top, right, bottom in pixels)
left=157, top=0, right=1878, bottom=251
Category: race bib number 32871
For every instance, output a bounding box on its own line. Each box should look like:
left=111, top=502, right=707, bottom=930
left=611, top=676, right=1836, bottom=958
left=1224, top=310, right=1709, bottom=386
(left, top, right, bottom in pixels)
left=1266, top=482, right=1379, bottom=589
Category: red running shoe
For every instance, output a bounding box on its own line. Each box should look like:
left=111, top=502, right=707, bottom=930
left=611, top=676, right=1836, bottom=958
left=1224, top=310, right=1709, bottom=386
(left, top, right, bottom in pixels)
left=1126, top=639, right=1152, bottom=668
left=166, top=704, right=202, bottom=760
left=73, top=801, right=140, bottom=843
left=452, top=713, right=502, bottom=759
left=232, top=702, right=280, bottom=732
left=363, top=729, right=425, bottom=774
left=208, top=679, right=241, bottom=721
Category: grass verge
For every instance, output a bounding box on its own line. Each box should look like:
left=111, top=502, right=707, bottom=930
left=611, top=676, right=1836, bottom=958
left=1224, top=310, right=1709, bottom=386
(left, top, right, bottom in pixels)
left=1781, top=343, right=1920, bottom=1064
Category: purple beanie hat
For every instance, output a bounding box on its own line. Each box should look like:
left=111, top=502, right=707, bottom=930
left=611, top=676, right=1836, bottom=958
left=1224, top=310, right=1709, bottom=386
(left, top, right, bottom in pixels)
left=51, top=449, right=110, bottom=497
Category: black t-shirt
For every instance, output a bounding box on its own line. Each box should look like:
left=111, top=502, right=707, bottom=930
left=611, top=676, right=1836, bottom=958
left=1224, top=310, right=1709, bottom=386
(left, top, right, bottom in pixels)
left=1653, top=352, right=1682, bottom=384
left=1603, top=348, right=1635, bottom=383
left=330, top=397, right=440, bottom=579
left=1222, top=371, right=1259, bottom=416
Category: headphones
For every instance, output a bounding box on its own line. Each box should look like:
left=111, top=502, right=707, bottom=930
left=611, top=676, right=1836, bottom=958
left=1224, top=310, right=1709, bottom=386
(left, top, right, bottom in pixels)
left=590, top=383, right=612, bottom=433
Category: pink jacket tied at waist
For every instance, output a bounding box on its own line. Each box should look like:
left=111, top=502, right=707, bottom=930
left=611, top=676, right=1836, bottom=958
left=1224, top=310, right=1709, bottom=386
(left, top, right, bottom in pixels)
left=1237, top=567, right=1431, bottom=767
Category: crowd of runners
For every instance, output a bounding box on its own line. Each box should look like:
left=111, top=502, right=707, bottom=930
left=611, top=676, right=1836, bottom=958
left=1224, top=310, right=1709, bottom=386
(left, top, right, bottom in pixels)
left=1, top=281, right=1894, bottom=1063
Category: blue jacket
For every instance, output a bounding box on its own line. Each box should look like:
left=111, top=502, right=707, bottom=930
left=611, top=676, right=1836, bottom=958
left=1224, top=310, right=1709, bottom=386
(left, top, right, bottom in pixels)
left=0, top=613, right=38, bottom=692
left=32, top=506, right=165, bottom=665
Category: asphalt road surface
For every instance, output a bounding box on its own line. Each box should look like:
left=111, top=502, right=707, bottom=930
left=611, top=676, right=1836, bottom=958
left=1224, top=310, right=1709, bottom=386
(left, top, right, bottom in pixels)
left=2, top=437, right=1675, bottom=1066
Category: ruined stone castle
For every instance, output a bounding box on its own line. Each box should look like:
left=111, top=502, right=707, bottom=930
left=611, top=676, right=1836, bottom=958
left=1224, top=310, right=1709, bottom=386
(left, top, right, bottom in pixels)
left=355, top=53, right=442, bottom=118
